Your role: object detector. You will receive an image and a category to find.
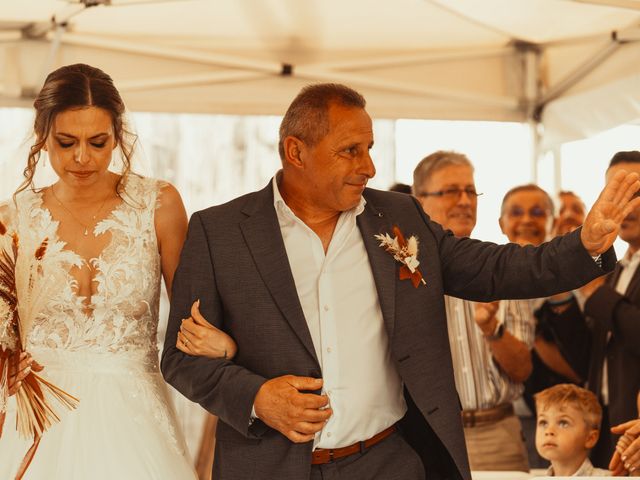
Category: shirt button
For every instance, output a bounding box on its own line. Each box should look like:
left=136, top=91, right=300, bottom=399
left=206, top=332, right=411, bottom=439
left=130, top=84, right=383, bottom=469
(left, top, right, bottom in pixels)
left=323, top=305, right=329, bottom=312
left=326, top=347, right=332, bottom=353
left=327, top=432, right=332, bottom=437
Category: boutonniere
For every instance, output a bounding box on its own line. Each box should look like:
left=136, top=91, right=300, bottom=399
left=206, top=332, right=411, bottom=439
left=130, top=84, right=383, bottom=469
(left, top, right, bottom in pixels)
left=374, top=225, right=426, bottom=288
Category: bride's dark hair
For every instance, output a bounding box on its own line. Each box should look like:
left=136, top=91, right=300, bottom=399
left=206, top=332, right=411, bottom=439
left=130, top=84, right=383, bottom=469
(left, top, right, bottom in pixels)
left=15, top=63, right=137, bottom=197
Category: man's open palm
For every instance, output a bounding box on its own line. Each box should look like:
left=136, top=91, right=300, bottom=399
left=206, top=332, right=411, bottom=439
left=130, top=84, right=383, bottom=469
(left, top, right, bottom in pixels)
left=581, top=170, right=640, bottom=255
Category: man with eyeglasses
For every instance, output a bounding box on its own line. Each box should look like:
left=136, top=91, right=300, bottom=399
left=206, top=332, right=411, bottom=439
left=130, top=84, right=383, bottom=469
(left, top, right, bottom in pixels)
left=499, top=184, right=592, bottom=469
left=498, top=184, right=555, bottom=247
left=412, top=151, right=533, bottom=472
left=584, top=151, right=640, bottom=471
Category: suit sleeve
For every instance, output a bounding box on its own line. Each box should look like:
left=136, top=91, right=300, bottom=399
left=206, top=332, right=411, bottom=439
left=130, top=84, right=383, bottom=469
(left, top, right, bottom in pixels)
left=160, top=212, right=267, bottom=438
left=411, top=198, right=616, bottom=301
left=584, top=284, right=640, bottom=356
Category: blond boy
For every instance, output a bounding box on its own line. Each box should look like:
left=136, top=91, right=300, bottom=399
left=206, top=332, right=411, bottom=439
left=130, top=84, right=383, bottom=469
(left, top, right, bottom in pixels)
left=535, top=384, right=610, bottom=476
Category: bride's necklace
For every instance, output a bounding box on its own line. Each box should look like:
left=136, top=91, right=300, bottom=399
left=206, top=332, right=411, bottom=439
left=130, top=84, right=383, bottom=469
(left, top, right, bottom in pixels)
left=50, top=184, right=112, bottom=236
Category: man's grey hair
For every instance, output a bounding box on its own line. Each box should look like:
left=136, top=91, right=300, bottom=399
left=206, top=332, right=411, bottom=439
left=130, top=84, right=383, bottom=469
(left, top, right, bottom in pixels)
left=412, top=151, right=474, bottom=195
left=278, top=83, right=366, bottom=161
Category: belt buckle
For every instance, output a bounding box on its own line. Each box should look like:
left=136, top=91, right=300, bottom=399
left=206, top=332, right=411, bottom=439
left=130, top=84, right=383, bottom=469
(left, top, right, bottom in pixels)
left=462, top=410, right=475, bottom=428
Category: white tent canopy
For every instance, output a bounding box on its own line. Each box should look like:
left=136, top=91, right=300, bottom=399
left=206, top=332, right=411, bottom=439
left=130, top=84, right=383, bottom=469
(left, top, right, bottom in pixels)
left=1, top=0, right=639, bottom=149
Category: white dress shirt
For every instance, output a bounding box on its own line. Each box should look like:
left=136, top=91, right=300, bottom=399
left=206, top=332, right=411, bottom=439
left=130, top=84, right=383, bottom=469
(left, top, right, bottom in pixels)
left=272, top=176, right=406, bottom=449
left=545, top=457, right=610, bottom=476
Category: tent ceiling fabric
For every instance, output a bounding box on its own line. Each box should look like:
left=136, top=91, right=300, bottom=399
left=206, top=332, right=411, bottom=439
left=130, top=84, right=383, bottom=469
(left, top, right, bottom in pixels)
left=0, top=0, right=639, bottom=147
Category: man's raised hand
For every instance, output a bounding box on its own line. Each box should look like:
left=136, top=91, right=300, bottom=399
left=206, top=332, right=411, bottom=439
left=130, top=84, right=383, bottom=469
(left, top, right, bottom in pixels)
left=581, top=170, right=640, bottom=255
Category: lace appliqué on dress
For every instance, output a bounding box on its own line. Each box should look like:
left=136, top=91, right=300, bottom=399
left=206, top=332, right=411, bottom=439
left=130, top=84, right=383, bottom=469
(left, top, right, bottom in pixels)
left=12, top=176, right=161, bottom=354
left=2, top=177, right=185, bottom=454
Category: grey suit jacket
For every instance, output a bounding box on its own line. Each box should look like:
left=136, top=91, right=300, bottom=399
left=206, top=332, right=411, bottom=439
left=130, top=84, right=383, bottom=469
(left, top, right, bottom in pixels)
left=161, top=182, right=615, bottom=480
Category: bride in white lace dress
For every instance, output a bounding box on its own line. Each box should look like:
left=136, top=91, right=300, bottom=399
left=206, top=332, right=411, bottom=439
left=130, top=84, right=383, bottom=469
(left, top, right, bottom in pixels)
left=0, top=64, right=235, bottom=479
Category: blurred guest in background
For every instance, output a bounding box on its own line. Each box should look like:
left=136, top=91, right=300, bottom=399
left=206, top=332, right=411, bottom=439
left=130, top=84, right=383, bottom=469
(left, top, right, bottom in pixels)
left=388, top=182, right=412, bottom=194
left=522, top=189, right=593, bottom=413
left=552, top=191, right=604, bottom=311
left=413, top=151, right=531, bottom=472
left=554, top=191, right=586, bottom=237
left=534, top=384, right=609, bottom=477
left=497, top=184, right=557, bottom=469
left=585, top=151, right=640, bottom=469
left=499, top=184, right=555, bottom=247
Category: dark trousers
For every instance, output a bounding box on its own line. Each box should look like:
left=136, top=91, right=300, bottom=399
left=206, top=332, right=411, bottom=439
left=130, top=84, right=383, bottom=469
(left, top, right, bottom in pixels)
left=310, top=432, right=425, bottom=480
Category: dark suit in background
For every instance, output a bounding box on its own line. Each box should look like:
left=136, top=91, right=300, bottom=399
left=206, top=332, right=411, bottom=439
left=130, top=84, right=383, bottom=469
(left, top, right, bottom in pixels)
left=586, top=263, right=640, bottom=467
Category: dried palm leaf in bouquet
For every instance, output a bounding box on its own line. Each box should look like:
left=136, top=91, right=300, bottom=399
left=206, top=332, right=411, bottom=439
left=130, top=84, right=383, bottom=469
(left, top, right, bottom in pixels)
left=0, top=220, right=79, bottom=479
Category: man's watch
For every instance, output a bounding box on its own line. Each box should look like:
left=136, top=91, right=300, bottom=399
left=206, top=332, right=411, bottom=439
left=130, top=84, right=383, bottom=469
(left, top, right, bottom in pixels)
left=486, top=322, right=505, bottom=341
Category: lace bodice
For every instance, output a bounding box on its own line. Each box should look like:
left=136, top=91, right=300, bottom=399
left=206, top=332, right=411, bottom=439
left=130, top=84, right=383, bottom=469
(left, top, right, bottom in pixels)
left=1, top=176, right=164, bottom=355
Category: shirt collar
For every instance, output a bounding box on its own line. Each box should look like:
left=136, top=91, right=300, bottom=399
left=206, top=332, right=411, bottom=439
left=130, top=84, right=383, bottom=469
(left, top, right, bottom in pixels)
left=271, top=172, right=367, bottom=219
left=545, top=458, right=594, bottom=477
left=620, top=249, right=640, bottom=268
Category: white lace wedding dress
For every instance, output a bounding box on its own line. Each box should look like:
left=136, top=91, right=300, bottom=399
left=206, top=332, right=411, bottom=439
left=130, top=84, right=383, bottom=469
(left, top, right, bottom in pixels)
left=0, top=176, right=197, bottom=479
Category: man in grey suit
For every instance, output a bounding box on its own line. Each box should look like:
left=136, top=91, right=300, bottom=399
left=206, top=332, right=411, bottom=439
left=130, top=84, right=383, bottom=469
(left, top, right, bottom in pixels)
left=161, top=84, right=640, bottom=480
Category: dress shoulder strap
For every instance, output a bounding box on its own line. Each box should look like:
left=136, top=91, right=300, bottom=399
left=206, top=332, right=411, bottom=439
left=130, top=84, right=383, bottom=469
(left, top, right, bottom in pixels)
left=119, top=175, right=168, bottom=212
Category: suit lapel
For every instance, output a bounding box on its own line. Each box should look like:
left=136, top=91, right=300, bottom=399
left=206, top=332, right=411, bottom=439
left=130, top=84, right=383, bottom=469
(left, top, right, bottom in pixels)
left=599, top=263, right=625, bottom=351
left=624, top=262, right=640, bottom=298
left=609, top=263, right=623, bottom=288
left=239, top=184, right=319, bottom=365
left=358, top=193, right=397, bottom=338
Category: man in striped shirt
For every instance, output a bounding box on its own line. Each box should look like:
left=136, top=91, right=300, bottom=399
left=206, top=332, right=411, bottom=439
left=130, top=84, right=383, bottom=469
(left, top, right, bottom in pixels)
left=412, top=151, right=533, bottom=472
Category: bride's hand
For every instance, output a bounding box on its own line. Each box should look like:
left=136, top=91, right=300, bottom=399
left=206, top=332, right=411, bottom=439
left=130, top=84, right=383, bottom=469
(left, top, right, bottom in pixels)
left=177, top=300, right=238, bottom=360
left=8, top=351, right=43, bottom=396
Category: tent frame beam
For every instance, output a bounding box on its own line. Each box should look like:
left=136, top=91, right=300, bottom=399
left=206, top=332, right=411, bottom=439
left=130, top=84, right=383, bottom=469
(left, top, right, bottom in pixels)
left=572, top=0, right=640, bottom=10
left=535, top=38, right=624, bottom=118
left=58, top=32, right=519, bottom=109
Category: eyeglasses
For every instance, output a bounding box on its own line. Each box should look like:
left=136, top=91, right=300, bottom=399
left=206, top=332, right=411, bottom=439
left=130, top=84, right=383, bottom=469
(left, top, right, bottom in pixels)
left=505, top=206, right=549, bottom=218
left=418, top=187, right=483, bottom=200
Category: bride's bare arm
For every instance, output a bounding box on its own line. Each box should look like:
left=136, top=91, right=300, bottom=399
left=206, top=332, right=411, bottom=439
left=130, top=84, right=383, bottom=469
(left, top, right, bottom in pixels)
left=177, top=300, right=238, bottom=360
left=155, top=183, right=188, bottom=298
left=155, top=183, right=237, bottom=360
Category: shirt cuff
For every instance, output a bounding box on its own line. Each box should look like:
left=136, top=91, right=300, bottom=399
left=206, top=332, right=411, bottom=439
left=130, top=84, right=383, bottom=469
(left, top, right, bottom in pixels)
left=249, top=405, right=257, bottom=426
left=591, top=254, right=602, bottom=268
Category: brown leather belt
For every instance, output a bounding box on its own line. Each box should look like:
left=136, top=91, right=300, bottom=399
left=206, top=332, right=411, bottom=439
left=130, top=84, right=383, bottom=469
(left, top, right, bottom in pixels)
left=461, top=403, right=514, bottom=428
left=311, top=425, right=396, bottom=465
